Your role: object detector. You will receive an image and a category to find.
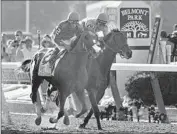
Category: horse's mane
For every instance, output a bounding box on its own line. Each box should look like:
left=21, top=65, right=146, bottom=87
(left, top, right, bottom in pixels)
left=111, top=28, right=120, bottom=33
left=104, top=28, right=120, bottom=39
left=103, top=28, right=124, bottom=41
left=70, top=33, right=82, bottom=51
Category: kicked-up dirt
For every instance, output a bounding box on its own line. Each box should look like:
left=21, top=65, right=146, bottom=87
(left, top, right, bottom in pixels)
left=1, top=113, right=177, bottom=134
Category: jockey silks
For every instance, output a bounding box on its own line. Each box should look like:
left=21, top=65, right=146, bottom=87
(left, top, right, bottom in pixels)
left=53, top=20, right=83, bottom=47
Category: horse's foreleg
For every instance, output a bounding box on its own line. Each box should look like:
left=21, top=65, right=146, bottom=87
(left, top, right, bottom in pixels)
left=88, top=91, right=102, bottom=130
left=79, top=108, right=93, bottom=129
left=80, top=89, right=105, bottom=130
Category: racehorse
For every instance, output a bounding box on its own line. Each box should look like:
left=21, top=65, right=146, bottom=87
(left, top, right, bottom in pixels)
left=76, top=29, right=132, bottom=129
left=42, top=29, right=132, bottom=129
left=19, top=31, right=95, bottom=127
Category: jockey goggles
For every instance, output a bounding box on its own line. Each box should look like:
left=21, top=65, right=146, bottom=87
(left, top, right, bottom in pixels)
left=69, top=20, right=79, bottom=24
left=87, top=24, right=95, bottom=29
left=98, top=22, right=107, bottom=27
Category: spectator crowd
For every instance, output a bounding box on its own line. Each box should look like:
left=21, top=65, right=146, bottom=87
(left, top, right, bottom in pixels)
left=1, top=30, right=54, bottom=62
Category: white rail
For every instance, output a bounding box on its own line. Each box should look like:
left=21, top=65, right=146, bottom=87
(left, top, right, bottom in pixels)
left=111, top=63, right=177, bottom=72
left=2, top=62, right=177, bottom=72
left=2, top=62, right=21, bottom=69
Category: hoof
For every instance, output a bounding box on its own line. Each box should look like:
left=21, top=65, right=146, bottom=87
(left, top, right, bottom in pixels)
left=41, top=107, right=47, bottom=113
left=49, top=117, right=58, bottom=124
left=35, top=116, right=42, bottom=126
left=79, top=124, right=85, bottom=129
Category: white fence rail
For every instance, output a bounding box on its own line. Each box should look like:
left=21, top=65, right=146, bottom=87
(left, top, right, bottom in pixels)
left=2, top=62, right=177, bottom=72
left=2, top=62, right=177, bottom=83
left=2, top=62, right=30, bottom=83
left=110, top=63, right=177, bottom=72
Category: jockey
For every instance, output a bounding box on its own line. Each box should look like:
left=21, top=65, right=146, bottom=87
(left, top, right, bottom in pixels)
left=80, top=12, right=109, bottom=43
left=48, top=11, right=83, bottom=67
left=80, top=13, right=109, bottom=55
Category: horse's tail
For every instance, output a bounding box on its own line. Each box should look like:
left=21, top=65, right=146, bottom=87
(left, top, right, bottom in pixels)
left=19, top=59, right=32, bottom=72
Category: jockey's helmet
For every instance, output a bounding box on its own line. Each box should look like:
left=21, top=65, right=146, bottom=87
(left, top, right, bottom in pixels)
left=67, top=11, right=80, bottom=21
left=96, top=13, right=109, bottom=25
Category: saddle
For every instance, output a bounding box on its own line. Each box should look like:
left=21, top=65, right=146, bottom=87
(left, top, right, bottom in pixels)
left=38, top=48, right=66, bottom=76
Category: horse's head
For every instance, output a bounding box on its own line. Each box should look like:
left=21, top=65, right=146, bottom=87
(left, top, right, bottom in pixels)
left=70, top=31, right=95, bottom=53
left=103, top=29, right=132, bottom=59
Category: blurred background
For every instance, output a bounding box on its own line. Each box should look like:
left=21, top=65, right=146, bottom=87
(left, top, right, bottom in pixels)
left=2, top=1, right=177, bottom=34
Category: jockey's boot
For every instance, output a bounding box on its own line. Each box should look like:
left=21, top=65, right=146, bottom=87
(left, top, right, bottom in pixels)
left=48, top=47, right=60, bottom=68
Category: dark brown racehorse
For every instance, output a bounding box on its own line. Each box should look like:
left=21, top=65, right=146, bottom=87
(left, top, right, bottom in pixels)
left=76, top=29, right=132, bottom=129
left=19, top=31, right=95, bottom=127
left=42, top=29, right=132, bottom=129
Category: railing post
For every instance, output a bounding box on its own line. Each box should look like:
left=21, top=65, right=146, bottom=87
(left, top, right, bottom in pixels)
left=150, top=73, right=169, bottom=123
left=147, top=16, right=169, bottom=123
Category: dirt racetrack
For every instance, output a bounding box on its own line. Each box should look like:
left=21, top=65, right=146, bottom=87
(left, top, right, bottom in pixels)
left=1, top=113, right=177, bottom=134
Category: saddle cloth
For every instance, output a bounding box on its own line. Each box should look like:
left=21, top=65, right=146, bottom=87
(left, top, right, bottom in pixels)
left=38, top=48, right=66, bottom=76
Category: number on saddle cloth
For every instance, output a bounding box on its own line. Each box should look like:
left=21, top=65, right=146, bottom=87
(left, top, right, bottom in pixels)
left=38, top=48, right=67, bottom=77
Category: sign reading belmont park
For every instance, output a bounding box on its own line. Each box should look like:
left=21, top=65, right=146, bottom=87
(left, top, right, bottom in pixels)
left=120, top=8, right=150, bottom=39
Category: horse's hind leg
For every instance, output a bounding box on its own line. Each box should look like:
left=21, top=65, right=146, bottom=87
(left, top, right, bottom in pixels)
left=75, top=90, right=88, bottom=118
